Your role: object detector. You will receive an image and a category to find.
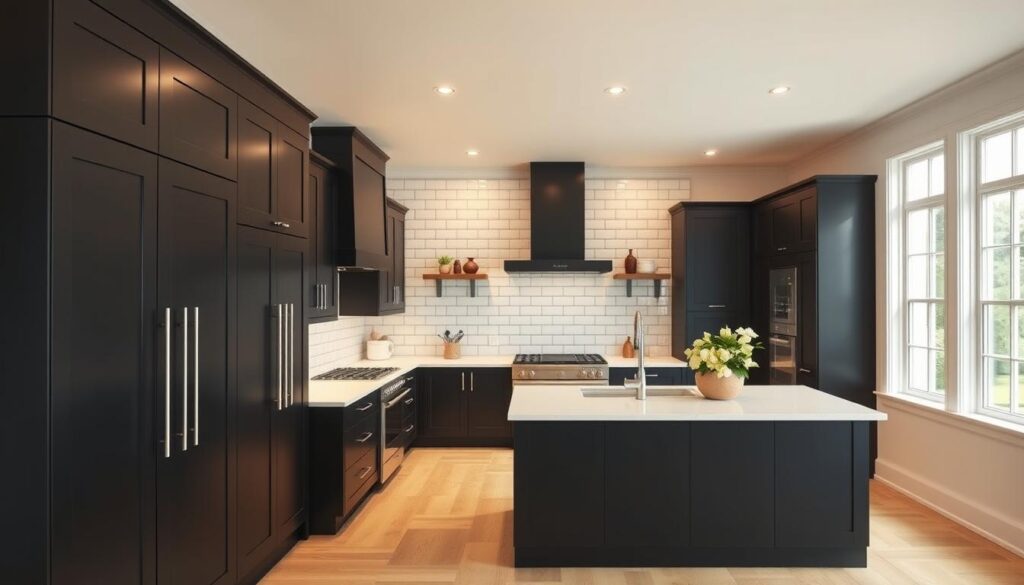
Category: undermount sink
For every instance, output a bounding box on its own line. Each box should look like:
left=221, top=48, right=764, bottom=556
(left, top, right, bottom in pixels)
left=580, top=386, right=701, bottom=398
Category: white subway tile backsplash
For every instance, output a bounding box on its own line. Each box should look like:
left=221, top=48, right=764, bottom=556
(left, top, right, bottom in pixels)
left=308, top=176, right=687, bottom=367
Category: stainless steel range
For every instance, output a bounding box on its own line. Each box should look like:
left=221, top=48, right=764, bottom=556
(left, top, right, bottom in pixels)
left=512, top=353, right=608, bottom=385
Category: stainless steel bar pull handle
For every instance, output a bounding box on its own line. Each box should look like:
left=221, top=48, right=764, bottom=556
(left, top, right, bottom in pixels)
left=272, top=220, right=291, bottom=229
left=470, top=371, right=474, bottom=391
left=708, top=304, right=727, bottom=309
left=193, top=306, right=199, bottom=447
left=163, top=308, right=172, bottom=459
left=798, top=368, right=812, bottom=374
left=461, top=372, right=465, bottom=391
left=276, top=304, right=283, bottom=411
left=181, top=308, right=189, bottom=452
left=355, top=432, right=374, bottom=443
left=288, top=304, right=294, bottom=407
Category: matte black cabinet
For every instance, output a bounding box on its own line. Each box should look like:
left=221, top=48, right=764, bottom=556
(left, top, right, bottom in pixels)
left=49, top=121, right=159, bottom=585
left=418, top=368, right=513, bottom=446
left=609, top=367, right=685, bottom=386
left=308, top=152, right=338, bottom=321
left=237, top=98, right=310, bottom=238
left=768, top=185, right=817, bottom=255
left=309, top=394, right=380, bottom=535
left=156, top=159, right=236, bottom=585
left=381, top=198, right=409, bottom=314
left=235, top=227, right=308, bottom=578
left=670, top=204, right=751, bottom=382
left=159, top=48, right=238, bottom=181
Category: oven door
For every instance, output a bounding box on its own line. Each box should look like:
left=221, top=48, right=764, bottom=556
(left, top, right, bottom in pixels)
left=769, top=334, right=797, bottom=385
left=381, top=386, right=411, bottom=482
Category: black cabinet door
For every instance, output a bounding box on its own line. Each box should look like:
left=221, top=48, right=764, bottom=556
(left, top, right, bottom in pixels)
left=770, top=187, right=817, bottom=254
left=53, top=0, right=159, bottom=150
left=690, top=423, right=773, bottom=547
left=797, top=253, right=818, bottom=386
left=237, top=99, right=278, bottom=232
left=608, top=367, right=683, bottom=386
left=155, top=159, right=235, bottom=585
left=308, top=158, right=337, bottom=321
left=605, top=423, right=689, bottom=547
left=235, top=226, right=277, bottom=575
left=775, top=422, right=869, bottom=548
left=465, top=368, right=513, bottom=439
left=752, top=203, right=772, bottom=257
left=50, top=122, right=157, bottom=585
left=749, top=256, right=771, bottom=384
left=393, top=207, right=406, bottom=310
left=159, top=49, right=237, bottom=180
left=418, top=368, right=466, bottom=437
left=273, top=234, right=307, bottom=538
left=514, top=423, right=604, bottom=548
left=684, top=207, right=749, bottom=312
left=276, top=127, right=310, bottom=238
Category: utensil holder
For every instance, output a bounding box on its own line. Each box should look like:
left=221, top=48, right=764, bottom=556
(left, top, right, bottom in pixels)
left=443, top=342, right=461, bottom=359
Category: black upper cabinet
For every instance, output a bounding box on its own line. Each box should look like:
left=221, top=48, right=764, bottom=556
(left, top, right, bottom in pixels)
left=159, top=49, right=238, bottom=180
left=308, top=152, right=338, bottom=321
left=53, top=0, right=160, bottom=150
left=237, top=98, right=310, bottom=238
left=155, top=159, right=236, bottom=585
left=310, top=127, right=390, bottom=269
left=418, top=368, right=513, bottom=445
left=768, top=186, right=817, bottom=254
left=49, top=122, right=159, bottom=585
left=381, top=198, right=409, bottom=314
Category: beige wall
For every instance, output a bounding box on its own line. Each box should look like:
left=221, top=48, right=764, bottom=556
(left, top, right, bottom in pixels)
left=785, top=50, right=1024, bottom=555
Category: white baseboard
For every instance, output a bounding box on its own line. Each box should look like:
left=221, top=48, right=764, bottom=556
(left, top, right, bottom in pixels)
left=875, top=460, right=1024, bottom=557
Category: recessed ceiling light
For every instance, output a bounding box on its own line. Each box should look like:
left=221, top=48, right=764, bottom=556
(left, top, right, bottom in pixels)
left=604, top=86, right=627, bottom=96
left=768, top=86, right=790, bottom=95
left=467, top=149, right=479, bottom=157
left=434, top=86, right=456, bottom=96
left=704, top=149, right=718, bottom=157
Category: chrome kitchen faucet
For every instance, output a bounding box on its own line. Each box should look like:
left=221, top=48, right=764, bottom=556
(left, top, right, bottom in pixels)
left=623, top=310, right=646, bottom=400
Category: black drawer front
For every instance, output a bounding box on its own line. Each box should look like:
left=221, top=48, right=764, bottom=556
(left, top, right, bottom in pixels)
left=343, top=414, right=377, bottom=471
left=344, top=395, right=379, bottom=427
left=609, top=367, right=683, bottom=386
left=343, top=448, right=377, bottom=501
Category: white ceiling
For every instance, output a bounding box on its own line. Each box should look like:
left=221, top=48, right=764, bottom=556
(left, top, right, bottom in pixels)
left=172, top=0, right=1024, bottom=172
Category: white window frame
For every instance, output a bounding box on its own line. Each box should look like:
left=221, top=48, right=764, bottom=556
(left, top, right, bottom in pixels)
left=961, top=111, right=1024, bottom=424
left=887, top=142, right=947, bottom=402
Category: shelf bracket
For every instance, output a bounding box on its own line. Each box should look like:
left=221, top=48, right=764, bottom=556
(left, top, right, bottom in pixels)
left=654, top=280, right=662, bottom=299
left=435, top=280, right=443, bottom=297
left=625, top=280, right=633, bottom=297
left=470, top=280, right=477, bottom=297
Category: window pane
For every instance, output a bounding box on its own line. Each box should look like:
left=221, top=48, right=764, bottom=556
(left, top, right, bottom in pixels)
left=906, top=159, right=929, bottom=201
left=930, top=350, right=945, bottom=395
left=933, top=302, right=945, bottom=349
left=907, top=255, right=928, bottom=298
left=909, top=347, right=928, bottom=391
left=931, top=206, right=945, bottom=252
left=1017, top=190, right=1024, bottom=244
left=908, top=302, right=928, bottom=346
left=984, top=191, right=1012, bottom=246
left=929, top=154, right=944, bottom=196
left=984, top=304, right=1011, bottom=356
left=982, top=131, right=1012, bottom=183
left=985, top=358, right=1012, bottom=411
left=983, top=247, right=1012, bottom=300
left=907, top=209, right=929, bottom=254
left=931, top=253, right=945, bottom=298
left=1017, top=129, right=1024, bottom=176
left=1019, top=362, right=1024, bottom=411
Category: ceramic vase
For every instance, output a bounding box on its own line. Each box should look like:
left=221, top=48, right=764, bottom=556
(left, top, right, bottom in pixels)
left=695, top=371, right=744, bottom=400
left=439, top=263, right=452, bottom=274
left=464, top=258, right=479, bottom=274
left=453, top=259, right=462, bottom=274
left=624, top=249, right=637, bottom=274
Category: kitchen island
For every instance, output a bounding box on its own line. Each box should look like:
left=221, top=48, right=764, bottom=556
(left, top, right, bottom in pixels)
left=508, top=384, right=886, bottom=568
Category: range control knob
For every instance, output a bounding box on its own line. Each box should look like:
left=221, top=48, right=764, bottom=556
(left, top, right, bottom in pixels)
left=529, top=370, right=536, bottom=378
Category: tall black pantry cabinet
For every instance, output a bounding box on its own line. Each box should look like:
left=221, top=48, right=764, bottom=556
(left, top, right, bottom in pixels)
left=1, top=0, right=316, bottom=583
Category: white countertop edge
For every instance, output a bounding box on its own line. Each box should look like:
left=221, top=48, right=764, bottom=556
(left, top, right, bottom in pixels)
left=508, top=413, right=887, bottom=422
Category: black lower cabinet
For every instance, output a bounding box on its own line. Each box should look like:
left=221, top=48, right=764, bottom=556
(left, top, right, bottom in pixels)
left=513, top=421, right=869, bottom=568
left=309, top=396, right=380, bottom=535
left=417, top=368, right=513, bottom=446
left=236, top=226, right=308, bottom=581
left=155, top=159, right=236, bottom=585
left=609, top=367, right=684, bottom=386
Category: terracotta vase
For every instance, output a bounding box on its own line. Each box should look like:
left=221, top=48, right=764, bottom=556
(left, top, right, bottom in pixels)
left=695, top=371, right=744, bottom=400
left=463, top=258, right=479, bottom=274
left=443, top=342, right=461, bottom=359
left=439, top=263, right=452, bottom=274
left=453, top=259, right=462, bottom=274
left=622, top=336, right=635, bottom=358
left=624, top=249, right=637, bottom=274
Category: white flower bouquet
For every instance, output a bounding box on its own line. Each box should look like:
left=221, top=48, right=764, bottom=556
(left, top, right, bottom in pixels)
left=683, top=326, right=763, bottom=379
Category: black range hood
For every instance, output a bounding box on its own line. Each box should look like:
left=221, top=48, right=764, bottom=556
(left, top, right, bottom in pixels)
left=504, top=162, right=612, bottom=273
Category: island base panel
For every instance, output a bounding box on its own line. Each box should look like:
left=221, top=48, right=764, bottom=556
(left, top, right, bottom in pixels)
left=514, top=547, right=866, bottom=568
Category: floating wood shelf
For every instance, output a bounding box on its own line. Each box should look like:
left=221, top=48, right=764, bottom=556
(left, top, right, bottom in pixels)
left=422, top=273, right=489, bottom=297
left=613, top=273, right=671, bottom=298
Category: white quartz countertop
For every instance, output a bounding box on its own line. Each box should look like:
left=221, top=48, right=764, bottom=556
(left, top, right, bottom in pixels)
left=507, top=384, right=887, bottom=422
left=308, top=355, right=688, bottom=407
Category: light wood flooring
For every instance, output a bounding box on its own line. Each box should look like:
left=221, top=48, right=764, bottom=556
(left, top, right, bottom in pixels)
left=261, top=448, right=1024, bottom=585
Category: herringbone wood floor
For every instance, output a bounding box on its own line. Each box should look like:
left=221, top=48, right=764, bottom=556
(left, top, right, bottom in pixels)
left=261, top=448, right=1024, bottom=584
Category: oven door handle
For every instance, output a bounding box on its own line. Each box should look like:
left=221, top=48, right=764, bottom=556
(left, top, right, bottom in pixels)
left=384, top=387, right=413, bottom=409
